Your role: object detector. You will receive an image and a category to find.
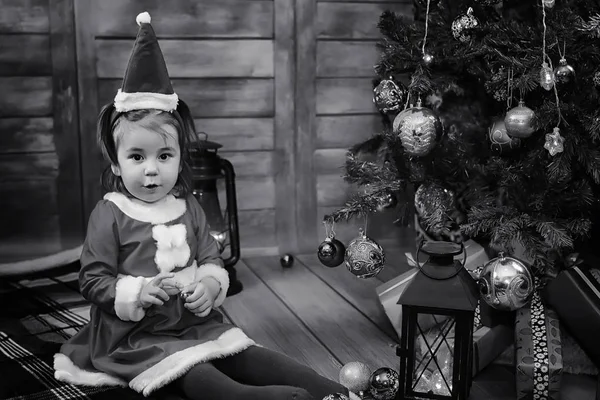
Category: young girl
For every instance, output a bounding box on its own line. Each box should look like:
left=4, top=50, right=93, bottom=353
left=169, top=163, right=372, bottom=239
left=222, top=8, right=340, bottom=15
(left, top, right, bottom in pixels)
left=53, top=11, right=356, bottom=400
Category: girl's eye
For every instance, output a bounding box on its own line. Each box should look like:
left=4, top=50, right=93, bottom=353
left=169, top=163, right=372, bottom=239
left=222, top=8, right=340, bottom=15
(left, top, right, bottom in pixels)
left=159, top=153, right=172, bottom=161
left=129, top=154, right=143, bottom=161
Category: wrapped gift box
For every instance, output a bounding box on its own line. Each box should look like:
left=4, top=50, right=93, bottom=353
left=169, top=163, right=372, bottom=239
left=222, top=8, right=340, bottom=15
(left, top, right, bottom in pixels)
left=472, top=324, right=513, bottom=377
left=515, top=289, right=563, bottom=400
left=543, top=264, right=600, bottom=369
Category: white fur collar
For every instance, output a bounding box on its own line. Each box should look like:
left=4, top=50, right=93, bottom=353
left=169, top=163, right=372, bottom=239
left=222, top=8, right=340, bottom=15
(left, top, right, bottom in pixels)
left=104, top=192, right=186, bottom=224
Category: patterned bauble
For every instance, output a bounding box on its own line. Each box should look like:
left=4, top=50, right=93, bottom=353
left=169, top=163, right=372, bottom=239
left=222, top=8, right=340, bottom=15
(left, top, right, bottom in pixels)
left=344, top=230, right=385, bottom=279
left=593, top=71, right=600, bottom=87
left=318, top=237, right=346, bottom=268
left=323, top=394, right=350, bottom=400
left=414, top=182, right=455, bottom=237
left=544, top=126, right=565, bottom=156
left=373, top=78, right=406, bottom=114
left=489, top=119, right=521, bottom=155
left=368, top=367, right=399, bottom=400
left=504, top=100, right=537, bottom=138
left=539, top=62, right=555, bottom=90
left=393, top=101, right=443, bottom=157
left=554, top=58, right=575, bottom=85
left=451, top=7, right=480, bottom=42
left=339, top=361, right=372, bottom=393
left=477, top=253, right=534, bottom=311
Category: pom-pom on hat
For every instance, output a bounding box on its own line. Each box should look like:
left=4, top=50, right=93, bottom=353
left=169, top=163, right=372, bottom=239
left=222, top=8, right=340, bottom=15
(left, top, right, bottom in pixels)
left=113, top=12, right=178, bottom=113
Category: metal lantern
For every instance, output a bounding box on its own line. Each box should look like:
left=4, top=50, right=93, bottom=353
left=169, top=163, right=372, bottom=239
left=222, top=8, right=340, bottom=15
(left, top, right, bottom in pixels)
left=396, top=241, right=478, bottom=400
left=189, top=133, right=242, bottom=296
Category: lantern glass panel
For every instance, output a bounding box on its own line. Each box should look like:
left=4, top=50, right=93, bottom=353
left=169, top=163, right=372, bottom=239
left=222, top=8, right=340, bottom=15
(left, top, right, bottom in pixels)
left=412, top=313, right=455, bottom=397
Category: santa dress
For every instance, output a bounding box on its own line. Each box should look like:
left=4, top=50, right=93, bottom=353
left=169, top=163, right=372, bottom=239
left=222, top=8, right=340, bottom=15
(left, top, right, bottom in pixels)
left=53, top=192, right=255, bottom=396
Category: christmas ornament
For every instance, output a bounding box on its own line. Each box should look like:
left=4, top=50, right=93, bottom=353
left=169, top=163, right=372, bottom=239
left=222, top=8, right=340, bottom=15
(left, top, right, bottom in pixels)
left=322, top=394, right=349, bottom=400
left=393, top=100, right=443, bottom=157
left=477, top=253, right=534, bottom=311
left=539, top=62, right=555, bottom=90
left=593, top=71, right=600, bottom=87
left=344, top=229, right=385, bottom=279
left=376, top=191, right=397, bottom=212
left=339, top=361, right=372, bottom=393
left=489, top=119, right=521, bottom=154
left=504, top=100, right=537, bottom=138
left=422, top=53, right=434, bottom=66
left=543, top=0, right=555, bottom=8
left=280, top=254, right=294, bottom=268
left=368, top=367, right=399, bottom=400
left=451, top=7, right=480, bottom=42
left=554, top=57, right=575, bottom=84
left=318, top=238, right=346, bottom=268
left=414, top=182, right=455, bottom=237
left=544, top=126, right=565, bottom=156
left=373, top=78, right=406, bottom=114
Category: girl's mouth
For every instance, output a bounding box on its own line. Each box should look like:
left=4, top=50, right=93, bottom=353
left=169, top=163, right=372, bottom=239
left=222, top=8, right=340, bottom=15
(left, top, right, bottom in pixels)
left=144, top=184, right=159, bottom=189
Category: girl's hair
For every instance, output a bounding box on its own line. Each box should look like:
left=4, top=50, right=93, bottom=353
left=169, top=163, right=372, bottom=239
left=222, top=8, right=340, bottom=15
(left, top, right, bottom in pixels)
left=97, top=100, right=197, bottom=198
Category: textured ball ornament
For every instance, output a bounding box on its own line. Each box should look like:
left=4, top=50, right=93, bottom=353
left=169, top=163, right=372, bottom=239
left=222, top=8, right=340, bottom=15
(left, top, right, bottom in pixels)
left=318, top=237, right=346, bottom=268
left=554, top=58, right=575, bottom=85
left=373, top=79, right=406, bottom=114
left=489, top=119, right=521, bottom=155
left=393, top=101, right=443, bottom=157
left=368, top=367, right=399, bottom=400
left=414, top=182, right=455, bottom=237
left=323, top=394, right=350, bottom=400
left=339, top=361, right=372, bottom=393
left=451, top=7, right=480, bottom=42
left=345, top=230, right=385, bottom=279
left=504, top=100, right=537, bottom=138
left=477, top=253, right=534, bottom=311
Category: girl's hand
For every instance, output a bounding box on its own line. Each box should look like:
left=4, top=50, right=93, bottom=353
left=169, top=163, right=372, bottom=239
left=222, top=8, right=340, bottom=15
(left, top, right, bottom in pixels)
left=182, top=278, right=220, bottom=317
left=139, top=273, right=173, bottom=309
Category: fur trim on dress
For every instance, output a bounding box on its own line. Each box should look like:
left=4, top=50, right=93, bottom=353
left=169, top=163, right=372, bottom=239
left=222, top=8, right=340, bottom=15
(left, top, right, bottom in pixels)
left=195, top=263, right=230, bottom=307
left=114, top=275, right=146, bottom=321
left=53, top=354, right=128, bottom=387
left=104, top=192, right=186, bottom=225
left=152, top=223, right=191, bottom=273
left=114, top=89, right=179, bottom=113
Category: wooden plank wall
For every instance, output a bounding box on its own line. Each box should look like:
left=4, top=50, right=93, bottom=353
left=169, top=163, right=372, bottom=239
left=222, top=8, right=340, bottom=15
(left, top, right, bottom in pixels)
left=0, top=0, right=82, bottom=262
left=75, top=0, right=289, bottom=255
left=307, top=0, right=414, bottom=249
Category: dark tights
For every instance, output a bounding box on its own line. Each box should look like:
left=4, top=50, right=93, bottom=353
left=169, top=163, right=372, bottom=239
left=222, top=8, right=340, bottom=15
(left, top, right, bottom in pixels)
left=176, top=346, right=348, bottom=400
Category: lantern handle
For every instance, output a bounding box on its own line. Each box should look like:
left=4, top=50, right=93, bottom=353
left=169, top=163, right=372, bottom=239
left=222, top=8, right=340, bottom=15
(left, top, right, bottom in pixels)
left=415, top=239, right=466, bottom=280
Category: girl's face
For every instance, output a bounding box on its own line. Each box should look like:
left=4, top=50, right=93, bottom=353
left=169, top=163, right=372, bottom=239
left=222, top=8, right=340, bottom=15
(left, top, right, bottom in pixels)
left=111, top=121, right=181, bottom=203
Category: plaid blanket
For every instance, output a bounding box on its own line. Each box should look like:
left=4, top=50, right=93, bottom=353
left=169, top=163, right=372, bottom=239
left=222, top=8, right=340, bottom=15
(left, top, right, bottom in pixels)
left=0, top=273, right=183, bottom=400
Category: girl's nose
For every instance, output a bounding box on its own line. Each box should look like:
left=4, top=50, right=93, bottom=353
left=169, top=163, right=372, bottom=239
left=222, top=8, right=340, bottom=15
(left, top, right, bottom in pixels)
left=144, top=161, right=158, bottom=176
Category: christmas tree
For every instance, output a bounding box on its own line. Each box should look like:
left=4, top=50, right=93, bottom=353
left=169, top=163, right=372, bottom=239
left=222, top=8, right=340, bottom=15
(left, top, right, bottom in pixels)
left=326, top=0, right=600, bottom=273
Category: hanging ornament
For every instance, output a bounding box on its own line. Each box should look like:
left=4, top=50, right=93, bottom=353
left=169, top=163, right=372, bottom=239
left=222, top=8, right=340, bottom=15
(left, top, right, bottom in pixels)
left=318, top=219, right=346, bottom=268
left=593, top=71, right=600, bottom=87
left=373, top=78, right=406, bottom=114
left=539, top=62, right=555, bottom=90
left=414, top=182, right=456, bottom=238
left=339, top=361, right=372, bottom=393
left=323, top=394, right=350, bottom=400
left=543, top=0, right=555, bottom=8
left=451, top=7, right=480, bottom=42
left=544, top=126, right=565, bottom=156
left=422, top=53, right=434, bottom=66
left=477, top=253, right=534, bottom=311
left=393, top=99, right=443, bottom=157
left=554, top=57, right=575, bottom=85
left=504, top=100, right=537, bottom=138
left=368, top=367, right=399, bottom=400
left=376, top=191, right=397, bottom=212
left=489, top=119, right=521, bottom=155
left=344, top=228, right=385, bottom=279
left=421, top=0, right=433, bottom=66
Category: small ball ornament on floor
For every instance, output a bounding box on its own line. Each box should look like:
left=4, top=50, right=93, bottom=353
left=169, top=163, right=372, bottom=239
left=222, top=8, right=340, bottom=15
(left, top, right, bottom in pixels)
left=368, top=367, right=399, bottom=400
left=280, top=254, right=294, bottom=268
left=504, top=100, right=537, bottom=138
left=477, top=253, right=534, bottom=311
left=451, top=7, right=480, bottom=42
left=339, top=361, right=372, bottom=394
left=393, top=99, right=443, bottom=157
left=373, top=78, right=406, bottom=114
left=345, top=229, right=385, bottom=279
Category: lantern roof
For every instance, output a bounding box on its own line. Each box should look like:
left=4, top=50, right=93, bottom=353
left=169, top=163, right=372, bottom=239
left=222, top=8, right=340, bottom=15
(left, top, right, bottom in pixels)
left=397, top=242, right=479, bottom=311
left=195, top=132, right=223, bottom=150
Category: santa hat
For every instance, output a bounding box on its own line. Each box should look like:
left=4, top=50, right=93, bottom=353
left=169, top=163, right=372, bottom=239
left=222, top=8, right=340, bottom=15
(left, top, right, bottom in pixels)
left=113, top=12, right=178, bottom=113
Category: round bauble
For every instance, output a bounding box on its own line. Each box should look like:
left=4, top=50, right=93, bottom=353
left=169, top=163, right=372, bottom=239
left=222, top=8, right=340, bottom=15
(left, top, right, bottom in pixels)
left=488, top=119, right=521, bottom=155
left=393, top=102, right=443, bottom=157
left=504, top=100, right=537, bottom=138
left=323, top=394, right=350, bottom=400
left=318, top=237, right=346, bottom=268
left=339, top=361, right=372, bottom=393
left=368, top=367, right=399, bottom=400
left=345, top=231, right=385, bottom=279
left=373, top=78, right=406, bottom=114
left=554, top=58, right=575, bottom=85
left=477, top=253, right=534, bottom=311
left=451, top=7, right=480, bottom=42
